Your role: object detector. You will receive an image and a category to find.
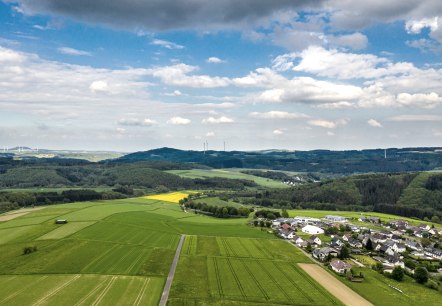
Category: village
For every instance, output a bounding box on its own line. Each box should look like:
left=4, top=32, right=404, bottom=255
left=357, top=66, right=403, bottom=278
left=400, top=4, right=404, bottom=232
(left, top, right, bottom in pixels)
left=271, top=214, right=442, bottom=282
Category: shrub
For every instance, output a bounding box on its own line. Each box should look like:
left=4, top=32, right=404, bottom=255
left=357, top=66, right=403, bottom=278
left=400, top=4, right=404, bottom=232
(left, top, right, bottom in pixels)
left=23, top=246, right=37, bottom=255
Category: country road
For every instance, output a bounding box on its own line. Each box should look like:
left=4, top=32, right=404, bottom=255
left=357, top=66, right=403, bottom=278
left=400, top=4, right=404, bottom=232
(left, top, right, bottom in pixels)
left=159, top=234, right=185, bottom=306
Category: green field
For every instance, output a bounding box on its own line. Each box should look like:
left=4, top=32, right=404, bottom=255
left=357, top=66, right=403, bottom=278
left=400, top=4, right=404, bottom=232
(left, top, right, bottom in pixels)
left=167, top=169, right=289, bottom=188
left=1, top=196, right=440, bottom=305
left=338, top=267, right=442, bottom=306
left=0, top=197, right=271, bottom=305
left=169, top=235, right=341, bottom=305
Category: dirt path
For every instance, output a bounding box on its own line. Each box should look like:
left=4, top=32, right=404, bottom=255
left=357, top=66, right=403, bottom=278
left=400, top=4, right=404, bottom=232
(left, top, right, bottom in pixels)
left=0, top=207, right=45, bottom=222
left=159, top=234, right=184, bottom=306
left=298, top=263, right=373, bottom=306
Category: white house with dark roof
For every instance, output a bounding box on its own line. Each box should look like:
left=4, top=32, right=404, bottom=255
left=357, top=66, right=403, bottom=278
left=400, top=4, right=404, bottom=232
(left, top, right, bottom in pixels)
left=330, top=260, right=352, bottom=274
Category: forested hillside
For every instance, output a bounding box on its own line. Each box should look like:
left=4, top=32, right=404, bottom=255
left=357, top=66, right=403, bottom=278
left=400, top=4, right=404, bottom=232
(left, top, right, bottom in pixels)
left=225, top=172, right=442, bottom=220
left=118, top=147, right=442, bottom=174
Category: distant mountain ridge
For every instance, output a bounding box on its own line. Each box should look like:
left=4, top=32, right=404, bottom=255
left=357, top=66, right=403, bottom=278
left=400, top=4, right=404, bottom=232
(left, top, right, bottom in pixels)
left=117, top=147, right=442, bottom=174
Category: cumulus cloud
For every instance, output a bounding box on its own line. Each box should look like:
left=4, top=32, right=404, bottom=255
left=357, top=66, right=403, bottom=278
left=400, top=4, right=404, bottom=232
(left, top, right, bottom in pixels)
left=58, top=47, right=91, bottom=56
left=207, top=57, right=225, bottom=64
left=89, top=80, right=109, bottom=93
left=202, top=116, right=234, bottom=124
left=368, top=119, right=383, bottom=127
left=147, top=64, right=231, bottom=88
left=167, top=116, right=191, bottom=125
left=308, top=119, right=348, bottom=129
left=249, top=111, right=309, bottom=119
left=151, top=39, right=184, bottom=49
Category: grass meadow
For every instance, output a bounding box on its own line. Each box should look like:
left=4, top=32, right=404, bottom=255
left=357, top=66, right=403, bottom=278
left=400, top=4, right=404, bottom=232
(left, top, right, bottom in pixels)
left=167, top=169, right=288, bottom=188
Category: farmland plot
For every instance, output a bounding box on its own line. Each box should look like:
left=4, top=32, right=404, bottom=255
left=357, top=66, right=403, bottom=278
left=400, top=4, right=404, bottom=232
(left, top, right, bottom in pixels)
left=0, top=274, right=163, bottom=306
left=170, top=235, right=341, bottom=305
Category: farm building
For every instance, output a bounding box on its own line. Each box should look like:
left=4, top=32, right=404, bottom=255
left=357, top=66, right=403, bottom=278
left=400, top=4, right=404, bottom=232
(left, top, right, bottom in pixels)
left=301, top=225, right=324, bottom=235
left=324, top=215, right=347, bottom=223
left=55, top=219, right=68, bottom=224
left=330, top=260, right=352, bottom=274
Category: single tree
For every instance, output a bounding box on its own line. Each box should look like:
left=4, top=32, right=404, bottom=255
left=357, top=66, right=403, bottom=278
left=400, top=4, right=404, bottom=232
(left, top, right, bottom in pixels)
left=414, top=266, right=429, bottom=284
left=391, top=266, right=404, bottom=281
left=365, top=238, right=373, bottom=250
left=339, top=246, right=349, bottom=259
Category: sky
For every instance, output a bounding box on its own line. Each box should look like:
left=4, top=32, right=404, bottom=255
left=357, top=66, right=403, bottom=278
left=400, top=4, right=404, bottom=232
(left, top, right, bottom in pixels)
left=0, top=0, right=442, bottom=152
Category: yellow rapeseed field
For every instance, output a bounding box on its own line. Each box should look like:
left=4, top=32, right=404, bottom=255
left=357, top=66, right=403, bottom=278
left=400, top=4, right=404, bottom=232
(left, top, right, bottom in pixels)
left=143, top=192, right=190, bottom=203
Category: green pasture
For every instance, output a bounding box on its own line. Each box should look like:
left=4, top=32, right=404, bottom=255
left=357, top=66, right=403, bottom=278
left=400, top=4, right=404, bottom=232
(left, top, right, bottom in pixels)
left=197, top=196, right=245, bottom=208
left=167, top=169, right=288, bottom=188
left=339, top=267, right=441, bottom=306
left=170, top=235, right=340, bottom=305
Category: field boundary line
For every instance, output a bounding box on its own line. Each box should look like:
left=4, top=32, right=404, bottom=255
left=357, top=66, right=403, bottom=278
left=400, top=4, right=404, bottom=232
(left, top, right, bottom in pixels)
left=240, top=258, right=269, bottom=300
left=134, top=277, right=151, bottom=306
left=81, top=244, right=119, bottom=272
left=225, top=258, right=246, bottom=298
left=0, top=275, right=48, bottom=304
left=34, top=274, right=81, bottom=306
left=159, top=234, right=185, bottom=306
left=274, top=262, right=313, bottom=302
left=73, top=276, right=108, bottom=306
left=91, top=275, right=117, bottom=306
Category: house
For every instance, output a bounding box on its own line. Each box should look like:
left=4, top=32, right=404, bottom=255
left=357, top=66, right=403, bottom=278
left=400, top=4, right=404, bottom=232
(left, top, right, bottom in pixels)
left=424, top=248, right=442, bottom=260
left=371, top=233, right=387, bottom=244
left=405, top=240, right=423, bottom=251
left=292, top=235, right=305, bottom=246
left=389, top=219, right=409, bottom=229
left=342, top=234, right=352, bottom=242
left=324, top=215, right=347, bottom=223
left=309, top=235, right=322, bottom=246
left=301, top=225, right=324, bottom=235
left=330, top=260, right=352, bottom=274
left=418, top=224, right=431, bottom=231
left=330, top=237, right=345, bottom=249
left=386, top=255, right=405, bottom=268
left=348, top=238, right=362, bottom=248
left=279, top=229, right=295, bottom=239
left=312, top=247, right=338, bottom=261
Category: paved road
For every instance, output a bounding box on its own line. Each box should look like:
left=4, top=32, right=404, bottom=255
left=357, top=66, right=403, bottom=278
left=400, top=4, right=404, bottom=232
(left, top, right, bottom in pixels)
left=159, top=234, right=185, bottom=306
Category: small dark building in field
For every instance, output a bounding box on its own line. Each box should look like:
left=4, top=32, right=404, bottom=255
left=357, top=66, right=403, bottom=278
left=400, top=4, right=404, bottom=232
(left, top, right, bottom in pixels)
left=55, top=219, right=68, bottom=224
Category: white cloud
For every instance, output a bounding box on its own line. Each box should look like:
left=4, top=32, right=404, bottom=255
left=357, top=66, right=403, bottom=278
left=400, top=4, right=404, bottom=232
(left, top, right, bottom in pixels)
left=406, top=17, right=439, bottom=34
left=151, top=39, right=184, bottom=49
left=388, top=115, right=442, bottom=121
left=273, top=129, right=285, bottom=135
left=368, top=119, right=383, bottom=127
left=249, top=111, right=308, bottom=119
left=308, top=119, right=348, bottom=129
left=147, top=64, right=231, bottom=88
left=89, top=80, right=109, bottom=93
left=164, top=90, right=183, bottom=96
left=58, top=47, right=92, bottom=56
left=207, top=57, right=225, bottom=64
left=117, top=117, right=156, bottom=126
left=206, top=132, right=215, bottom=137
left=396, top=92, right=442, bottom=108
left=292, top=46, right=413, bottom=80
left=202, top=116, right=234, bottom=124
left=167, top=116, right=191, bottom=125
